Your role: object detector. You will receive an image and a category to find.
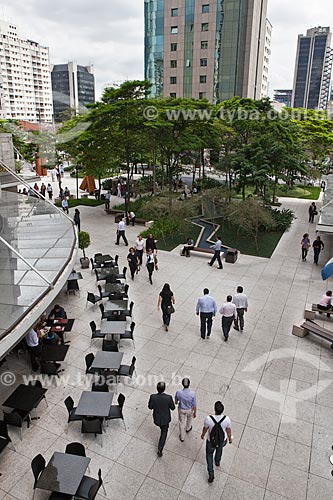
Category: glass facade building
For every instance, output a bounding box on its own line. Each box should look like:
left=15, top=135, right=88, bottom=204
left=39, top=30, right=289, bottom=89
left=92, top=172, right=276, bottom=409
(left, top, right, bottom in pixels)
left=144, top=0, right=269, bottom=102
left=51, top=62, right=95, bottom=122
left=292, top=27, right=333, bottom=110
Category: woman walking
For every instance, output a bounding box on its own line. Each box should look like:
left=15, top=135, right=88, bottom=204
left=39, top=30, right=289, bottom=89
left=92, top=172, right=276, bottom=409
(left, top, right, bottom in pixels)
left=157, top=283, right=175, bottom=331
left=127, top=247, right=139, bottom=280
left=74, top=208, right=81, bottom=232
left=301, top=233, right=310, bottom=262
left=146, top=248, right=155, bottom=284
left=312, top=235, right=324, bottom=265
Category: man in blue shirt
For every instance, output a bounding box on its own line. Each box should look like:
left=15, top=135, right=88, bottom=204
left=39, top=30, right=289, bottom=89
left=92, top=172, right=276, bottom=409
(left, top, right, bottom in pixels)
left=175, top=378, right=197, bottom=442
left=196, top=288, right=218, bottom=339
left=208, top=236, right=223, bottom=269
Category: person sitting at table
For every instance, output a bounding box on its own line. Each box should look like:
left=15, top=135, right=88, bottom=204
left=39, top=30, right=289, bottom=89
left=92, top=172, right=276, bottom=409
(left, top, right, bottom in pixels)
left=181, top=237, right=194, bottom=257
left=48, top=304, right=67, bottom=320
left=26, top=324, right=43, bottom=372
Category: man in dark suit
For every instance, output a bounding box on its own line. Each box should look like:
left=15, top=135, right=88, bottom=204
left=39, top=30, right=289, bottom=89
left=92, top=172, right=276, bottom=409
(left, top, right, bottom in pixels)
left=148, top=381, right=175, bottom=456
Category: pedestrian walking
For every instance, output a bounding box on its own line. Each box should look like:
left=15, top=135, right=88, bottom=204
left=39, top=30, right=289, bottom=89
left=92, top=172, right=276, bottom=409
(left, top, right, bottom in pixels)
left=117, top=181, right=122, bottom=197
left=148, top=381, right=175, bottom=457
left=46, top=183, right=53, bottom=199
left=208, top=236, right=223, bottom=269
left=175, top=378, right=196, bottom=442
left=115, top=218, right=128, bottom=246
left=40, top=182, right=46, bottom=198
left=146, top=248, right=155, bottom=284
left=146, top=233, right=157, bottom=254
left=157, top=283, right=175, bottom=331
left=135, top=235, right=145, bottom=267
left=201, top=401, right=233, bottom=483
left=312, top=235, right=324, bottom=265
left=219, top=295, right=236, bottom=342
left=301, top=233, right=310, bottom=261
left=308, top=202, right=317, bottom=223
left=127, top=247, right=139, bottom=280
left=61, top=197, right=69, bottom=214
left=232, top=286, right=248, bottom=331
left=196, top=288, right=217, bottom=339
left=74, top=208, right=81, bottom=232
left=321, top=180, right=326, bottom=192
left=104, top=191, right=111, bottom=210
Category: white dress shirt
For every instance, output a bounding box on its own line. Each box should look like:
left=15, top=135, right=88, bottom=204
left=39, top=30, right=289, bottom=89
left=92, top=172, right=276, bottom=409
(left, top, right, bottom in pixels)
left=219, top=302, right=237, bottom=317
left=26, top=328, right=39, bottom=347
left=232, top=292, right=248, bottom=309
left=118, top=220, right=125, bottom=231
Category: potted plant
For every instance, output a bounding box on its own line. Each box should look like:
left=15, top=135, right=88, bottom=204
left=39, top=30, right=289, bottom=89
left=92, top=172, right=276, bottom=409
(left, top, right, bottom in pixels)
left=78, top=231, right=90, bottom=268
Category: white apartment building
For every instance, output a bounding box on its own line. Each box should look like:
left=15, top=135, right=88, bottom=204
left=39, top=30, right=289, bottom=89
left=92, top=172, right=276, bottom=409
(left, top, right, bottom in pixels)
left=260, top=19, right=272, bottom=98
left=0, top=20, right=53, bottom=122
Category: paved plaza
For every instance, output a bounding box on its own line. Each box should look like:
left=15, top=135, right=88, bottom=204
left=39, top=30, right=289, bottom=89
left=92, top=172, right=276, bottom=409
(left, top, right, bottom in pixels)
left=0, top=182, right=332, bottom=499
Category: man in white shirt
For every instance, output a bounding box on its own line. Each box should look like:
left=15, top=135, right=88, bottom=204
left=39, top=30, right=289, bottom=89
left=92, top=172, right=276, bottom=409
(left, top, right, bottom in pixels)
left=208, top=236, right=223, bottom=269
left=61, top=197, right=69, bottom=214
left=201, top=401, right=233, bottom=483
left=115, top=218, right=128, bottom=246
left=26, top=326, right=42, bottom=372
left=135, top=235, right=145, bottom=266
left=219, top=295, right=236, bottom=341
left=128, top=211, right=136, bottom=226
left=232, top=286, right=248, bottom=331
left=104, top=191, right=111, bottom=210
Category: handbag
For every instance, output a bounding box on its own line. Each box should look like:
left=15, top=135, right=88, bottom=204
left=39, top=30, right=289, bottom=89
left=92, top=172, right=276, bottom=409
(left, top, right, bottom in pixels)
left=167, top=305, right=175, bottom=314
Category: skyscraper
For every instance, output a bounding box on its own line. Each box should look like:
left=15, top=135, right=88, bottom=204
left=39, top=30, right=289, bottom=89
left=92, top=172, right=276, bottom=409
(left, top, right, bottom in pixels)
left=291, top=26, right=333, bottom=110
left=273, top=89, right=292, bottom=107
left=51, top=62, right=95, bottom=122
left=0, top=20, right=53, bottom=122
left=144, top=0, right=271, bottom=102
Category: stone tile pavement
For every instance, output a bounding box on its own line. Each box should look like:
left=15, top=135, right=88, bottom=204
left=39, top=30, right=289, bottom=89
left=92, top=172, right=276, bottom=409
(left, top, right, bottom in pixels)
left=0, top=190, right=332, bottom=499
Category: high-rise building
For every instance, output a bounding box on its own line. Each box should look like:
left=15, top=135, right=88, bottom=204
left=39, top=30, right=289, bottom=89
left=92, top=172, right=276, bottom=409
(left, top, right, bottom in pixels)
left=144, top=0, right=271, bottom=102
left=51, top=62, right=95, bottom=122
left=0, top=20, right=53, bottom=122
left=260, top=19, right=272, bottom=98
left=291, top=26, right=333, bottom=110
left=273, top=89, right=292, bottom=107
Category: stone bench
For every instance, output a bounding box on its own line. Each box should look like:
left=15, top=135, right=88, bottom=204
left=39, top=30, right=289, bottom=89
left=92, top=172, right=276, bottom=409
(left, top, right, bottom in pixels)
left=292, top=320, right=333, bottom=348
left=304, top=304, right=333, bottom=320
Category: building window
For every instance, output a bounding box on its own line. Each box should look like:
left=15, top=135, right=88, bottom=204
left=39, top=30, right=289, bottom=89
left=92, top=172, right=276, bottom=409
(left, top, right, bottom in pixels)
left=171, top=8, right=178, bottom=17
left=170, top=93, right=177, bottom=98
left=200, top=58, right=208, bottom=67
left=171, top=43, right=178, bottom=51
left=201, top=23, right=209, bottom=32
left=171, top=26, right=178, bottom=34
left=201, top=41, right=208, bottom=49
left=199, top=92, right=206, bottom=99
left=171, top=60, right=177, bottom=68
left=170, top=76, right=177, bottom=84
left=202, top=4, right=209, bottom=13
left=200, top=75, right=207, bottom=83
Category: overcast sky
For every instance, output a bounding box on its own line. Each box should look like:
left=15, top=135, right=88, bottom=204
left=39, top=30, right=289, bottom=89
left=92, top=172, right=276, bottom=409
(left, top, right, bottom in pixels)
left=1, top=0, right=332, bottom=99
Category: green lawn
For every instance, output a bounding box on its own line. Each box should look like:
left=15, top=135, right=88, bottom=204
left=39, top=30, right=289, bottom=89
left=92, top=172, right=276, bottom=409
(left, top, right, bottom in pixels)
left=55, top=198, right=105, bottom=208
left=276, top=185, right=320, bottom=200
left=156, top=224, right=202, bottom=252
left=221, top=223, right=284, bottom=258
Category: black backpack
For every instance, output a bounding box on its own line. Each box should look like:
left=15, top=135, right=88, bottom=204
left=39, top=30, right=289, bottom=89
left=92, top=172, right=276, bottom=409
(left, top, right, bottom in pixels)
left=209, top=415, right=226, bottom=448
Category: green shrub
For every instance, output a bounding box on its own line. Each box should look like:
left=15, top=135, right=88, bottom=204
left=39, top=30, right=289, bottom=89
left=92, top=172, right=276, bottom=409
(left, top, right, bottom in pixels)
left=140, top=216, right=184, bottom=241
left=269, top=208, right=295, bottom=231
left=78, top=231, right=90, bottom=258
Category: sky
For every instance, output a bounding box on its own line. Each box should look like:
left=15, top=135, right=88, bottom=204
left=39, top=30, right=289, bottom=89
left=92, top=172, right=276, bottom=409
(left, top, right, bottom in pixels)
left=0, top=0, right=332, bottom=99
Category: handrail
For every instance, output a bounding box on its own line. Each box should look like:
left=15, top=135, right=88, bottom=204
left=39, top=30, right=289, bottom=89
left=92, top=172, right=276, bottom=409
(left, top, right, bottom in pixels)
left=0, top=159, right=74, bottom=223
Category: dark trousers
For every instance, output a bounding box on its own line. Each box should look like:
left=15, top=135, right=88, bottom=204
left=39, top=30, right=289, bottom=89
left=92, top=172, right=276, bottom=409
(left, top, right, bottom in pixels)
left=200, top=312, right=213, bottom=338
left=206, top=439, right=226, bottom=476
left=136, top=249, right=143, bottom=265
left=162, top=305, right=171, bottom=326
left=209, top=251, right=223, bottom=268
left=234, top=308, right=245, bottom=330
left=158, top=423, right=169, bottom=452
left=105, top=200, right=110, bottom=209
left=147, top=263, right=154, bottom=284
left=301, top=247, right=308, bottom=260
left=29, top=345, right=41, bottom=372
left=116, top=230, right=128, bottom=245
left=309, top=213, right=315, bottom=223
left=313, top=248, right=320, bottom=264
left=129, top=263, right=137, bottom=280
left=222, top=316, right=234, bottom=339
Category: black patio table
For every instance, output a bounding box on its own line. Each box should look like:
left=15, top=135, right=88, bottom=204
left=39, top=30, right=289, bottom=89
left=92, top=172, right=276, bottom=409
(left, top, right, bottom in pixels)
left=36, top=451, right=90, bottom=495
left=105, top=283, right=126, bottom=293
left=40, top=344, right=69, bottom=362
left=104, top=299, right=129, bottom=312
left=2, top=384, right=47, bottom=413
left=95, top=254, right=113, bottom=263
left=75, top=391, right=114, bottom=418
left=67, top=271, right=83, bottom=281
left=96, top=267, right=119, bottom=280
left=90, top=351, right=124, bottom=371
left=100, top=320, right=127, bottom=336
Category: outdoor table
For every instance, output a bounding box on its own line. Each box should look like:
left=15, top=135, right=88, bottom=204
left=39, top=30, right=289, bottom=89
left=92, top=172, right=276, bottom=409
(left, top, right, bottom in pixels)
left=75, top=391, right=114, bottom=418
left=95, top=254, right=113, bottom=263
left=100, top=320, right=127, bottom=336
left=105, top=283, right=125, bottom=293
left=104, top=299, right=129, bottom=312
left=90, top=351, right=124, bottom=371
left=2, top=384, right=47, bottom=413
left=36, top=451, right=90, bottom=495
left=40, top=344, right=69, bottom=362
left=67, top=271, right=83, bottom=281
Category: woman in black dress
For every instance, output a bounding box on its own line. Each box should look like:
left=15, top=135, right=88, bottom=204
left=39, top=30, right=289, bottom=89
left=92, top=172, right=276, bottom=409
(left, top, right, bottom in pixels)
left=157, top=283, right=175, bottom=331
left=127, top=247, right=139, bottom=280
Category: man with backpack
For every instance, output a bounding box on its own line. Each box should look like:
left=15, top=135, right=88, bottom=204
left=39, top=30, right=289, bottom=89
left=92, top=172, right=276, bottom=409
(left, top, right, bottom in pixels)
left=201, top=401, right=233, bottom=483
